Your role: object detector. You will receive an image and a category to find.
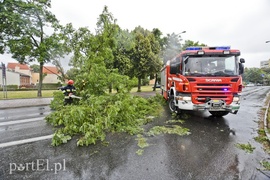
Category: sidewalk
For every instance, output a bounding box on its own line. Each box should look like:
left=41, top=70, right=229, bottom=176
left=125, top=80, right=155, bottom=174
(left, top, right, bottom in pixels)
left=0, top=92, right=157, bottom=109
left=0, top=98, right=53, bottom=109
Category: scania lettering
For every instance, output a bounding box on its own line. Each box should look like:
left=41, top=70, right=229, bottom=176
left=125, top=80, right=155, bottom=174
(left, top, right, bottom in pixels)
left=205, top=79, right=222, bottom=82
left=160, top=46, right=245, bottom=117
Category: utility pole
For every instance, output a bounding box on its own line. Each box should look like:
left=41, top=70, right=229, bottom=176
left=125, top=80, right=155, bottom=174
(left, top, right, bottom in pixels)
left=1, top=62, right=7, bottom=99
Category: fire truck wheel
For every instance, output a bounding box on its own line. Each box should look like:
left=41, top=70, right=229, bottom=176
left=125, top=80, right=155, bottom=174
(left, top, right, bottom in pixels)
left=168, top=96, right=178, bottom=113
left=209, top=111, right=229, bottom=117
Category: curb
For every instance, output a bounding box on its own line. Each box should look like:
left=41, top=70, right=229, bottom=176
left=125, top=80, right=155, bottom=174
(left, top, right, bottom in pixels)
left=264, top=93, right=270, bottom=140
left=0, top=103, right=51, bottom=110
left=0, top=98, right=53, bottom=109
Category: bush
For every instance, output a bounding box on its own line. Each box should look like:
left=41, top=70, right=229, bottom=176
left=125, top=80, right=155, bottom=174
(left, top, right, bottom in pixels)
left=142, top=77, right=150, bottom=86
left=49, top=91, right=64, bottom=110
left=0, top=84, right=18, bottom=91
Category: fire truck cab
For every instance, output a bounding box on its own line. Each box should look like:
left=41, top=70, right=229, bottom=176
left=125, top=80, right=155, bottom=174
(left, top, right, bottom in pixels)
left=160, top=46, right=245, bottom=117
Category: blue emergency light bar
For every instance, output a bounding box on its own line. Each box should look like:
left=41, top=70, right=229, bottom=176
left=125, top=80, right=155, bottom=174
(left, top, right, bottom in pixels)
left=215, top=46, right=230, bottom=50
left=186, top=46, right=230, bottom=50
left=186, top=47, right=202, bottom=50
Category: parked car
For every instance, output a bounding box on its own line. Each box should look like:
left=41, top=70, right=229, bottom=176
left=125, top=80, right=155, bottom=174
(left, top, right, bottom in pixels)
left=246, top=83, right=255, bottom=87
left=152, top=84, right=161, bottom=90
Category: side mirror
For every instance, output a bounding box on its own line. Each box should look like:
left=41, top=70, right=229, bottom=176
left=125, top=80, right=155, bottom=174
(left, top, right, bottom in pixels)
left=240, top=58, right=245, bottom=63
left=239, top=63, right=244, bottom=75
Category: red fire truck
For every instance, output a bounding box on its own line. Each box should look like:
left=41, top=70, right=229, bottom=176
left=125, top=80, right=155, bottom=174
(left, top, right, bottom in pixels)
left=160, top=46, right=245, bottom=117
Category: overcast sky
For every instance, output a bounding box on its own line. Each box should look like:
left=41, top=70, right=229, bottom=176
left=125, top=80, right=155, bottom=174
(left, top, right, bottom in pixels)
left=1, top=0, right=270, bottom=69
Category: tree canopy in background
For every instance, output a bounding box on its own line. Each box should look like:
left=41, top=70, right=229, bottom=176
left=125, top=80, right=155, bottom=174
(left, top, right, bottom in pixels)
left=129, top=26, right=162, bottom=92
left=1, top=1, right=216, bottom=96
left=181, top=40, right=207, bottom=52
left=243, top=67, right=269, bottom=85
left=0, top=0, right=65, bottom=97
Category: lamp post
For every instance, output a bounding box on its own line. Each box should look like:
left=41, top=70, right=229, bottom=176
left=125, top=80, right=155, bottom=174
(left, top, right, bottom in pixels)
left=266, top=40, right=270, bottom=85
left=177, top=31, right=186, bottom=36
left=177, top=31, right=186, bottom=51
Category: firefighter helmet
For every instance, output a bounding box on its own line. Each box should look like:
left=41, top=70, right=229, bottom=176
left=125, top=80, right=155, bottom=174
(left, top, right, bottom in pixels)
left=68, top=80, right=74, bottom=85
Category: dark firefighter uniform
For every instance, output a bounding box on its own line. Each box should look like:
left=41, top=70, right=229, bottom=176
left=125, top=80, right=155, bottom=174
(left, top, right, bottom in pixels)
left=61, top=80, right=76, bottom=105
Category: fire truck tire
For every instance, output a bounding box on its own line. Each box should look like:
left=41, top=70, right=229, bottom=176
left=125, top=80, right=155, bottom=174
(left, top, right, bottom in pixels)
left=209, top=111, right=229, bottom=117
left=168, top=96, right=179, bottom=113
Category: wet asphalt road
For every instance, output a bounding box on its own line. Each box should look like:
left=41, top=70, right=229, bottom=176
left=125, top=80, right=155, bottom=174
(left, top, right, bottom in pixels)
left=0, top=87, right=270, bottom=180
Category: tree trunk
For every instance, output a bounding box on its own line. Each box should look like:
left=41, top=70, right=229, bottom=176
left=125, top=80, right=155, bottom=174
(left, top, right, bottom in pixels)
left=153, top=73, right=158, bottom=91
left=37, top=62, right=44, bottom=97
left=137, top=77, right=141, bottom=92
left=109, top=83, right=112, bottom=93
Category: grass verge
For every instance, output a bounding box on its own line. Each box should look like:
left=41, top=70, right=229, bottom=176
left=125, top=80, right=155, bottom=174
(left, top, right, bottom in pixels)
left=256, top=92, right=270, bottom=155
left=0, top=90, right=57, bottom=99
left=0, top=86, right=158, bottom=100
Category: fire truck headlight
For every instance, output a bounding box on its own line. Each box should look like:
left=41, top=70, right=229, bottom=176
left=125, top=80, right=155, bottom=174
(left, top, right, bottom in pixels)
left=183, top=97, right=191, bottom=101
left=223, top=50, right=230, bottom=54
left=233, top=97, right=240, bottom=102
left=197, top=51, right=204, bottom=55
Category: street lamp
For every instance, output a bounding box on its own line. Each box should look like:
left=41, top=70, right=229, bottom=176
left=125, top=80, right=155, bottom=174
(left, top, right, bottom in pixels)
left=177, top=31, right=186, bottom=52
left=177, top=31, right=186, bottom=36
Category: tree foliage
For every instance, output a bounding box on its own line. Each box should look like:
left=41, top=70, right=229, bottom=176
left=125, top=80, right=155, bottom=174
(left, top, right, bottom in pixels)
left=181, top=40, right=207, bottom=51
left=243, top=67, right=267, bottom=84
left=52, top=59, right=67, bottom=83
left=112, top=29, right=134, bottom=76
left=63, top=6, right=129, bottom=96
left=129, top=26, right=162, bottom=92
left=30, top=64, right=39, bottom=73
left=46, top=91, right=164, bottom=146
left=0, top=0, right=65, bottom=97
left=162, top=33, right=183, bottom=63
left=44, top=6, right=167, bottom=146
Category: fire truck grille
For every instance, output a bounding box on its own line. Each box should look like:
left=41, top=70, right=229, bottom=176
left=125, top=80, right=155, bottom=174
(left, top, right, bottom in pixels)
left=193, top=84, right=232, bottom=103
left=195, top=84, right=231, bottom=91
left=195, top=94, right=230, bottom=103
left=197, top=84, right=230, bottom=86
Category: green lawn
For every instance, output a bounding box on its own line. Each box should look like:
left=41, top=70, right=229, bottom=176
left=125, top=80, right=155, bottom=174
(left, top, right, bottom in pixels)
left=0, top=86, right=156, bottom=99
left=0, top=90, right=57, bottom=99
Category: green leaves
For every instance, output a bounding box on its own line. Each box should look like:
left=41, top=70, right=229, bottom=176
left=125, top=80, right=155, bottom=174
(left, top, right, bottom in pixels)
left=52, top=132, right=71, bottom=146
left=49, top=91, right=64, bottom=110
left=147, top=125, right=191, bottom=136
left=1, top=0, right=65, bottom=97
left=46, top=92, right=164, bottom=146
left=243, top=67, right=266, bottom=84
left=236, top=142, right=256, bottom=153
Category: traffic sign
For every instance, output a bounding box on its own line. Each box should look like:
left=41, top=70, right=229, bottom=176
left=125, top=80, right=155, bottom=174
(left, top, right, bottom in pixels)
left=1, top=62, right=6, bottom=78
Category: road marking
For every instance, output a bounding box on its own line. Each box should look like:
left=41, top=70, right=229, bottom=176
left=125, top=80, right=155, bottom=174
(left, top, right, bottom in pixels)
left=0, top=117, right=44, bottom=126
left=0, top=134, right=53, bottom=148
left=0, top=111, right=51, bottom=121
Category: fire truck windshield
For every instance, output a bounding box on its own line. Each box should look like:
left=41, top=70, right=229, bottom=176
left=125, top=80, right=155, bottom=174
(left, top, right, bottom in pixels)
left=183, top=56, right=238, bottom=76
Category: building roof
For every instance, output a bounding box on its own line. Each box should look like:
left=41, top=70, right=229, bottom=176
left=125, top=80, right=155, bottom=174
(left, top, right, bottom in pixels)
left=7, top=62, right=30, bottom=70
left=43, top=66, right=60, bottom=74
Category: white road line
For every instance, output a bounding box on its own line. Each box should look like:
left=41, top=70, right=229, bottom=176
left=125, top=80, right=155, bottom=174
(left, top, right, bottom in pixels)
left=0, top=134, right=53, bottom=148
left=0, top=117, right=44, bottom=126
left=0, top=111, right=51, bottom=121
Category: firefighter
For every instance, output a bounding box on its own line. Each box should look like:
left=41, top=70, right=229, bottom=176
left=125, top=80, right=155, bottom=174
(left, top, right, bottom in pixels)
left=61, top=80, right=76, bottom=105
